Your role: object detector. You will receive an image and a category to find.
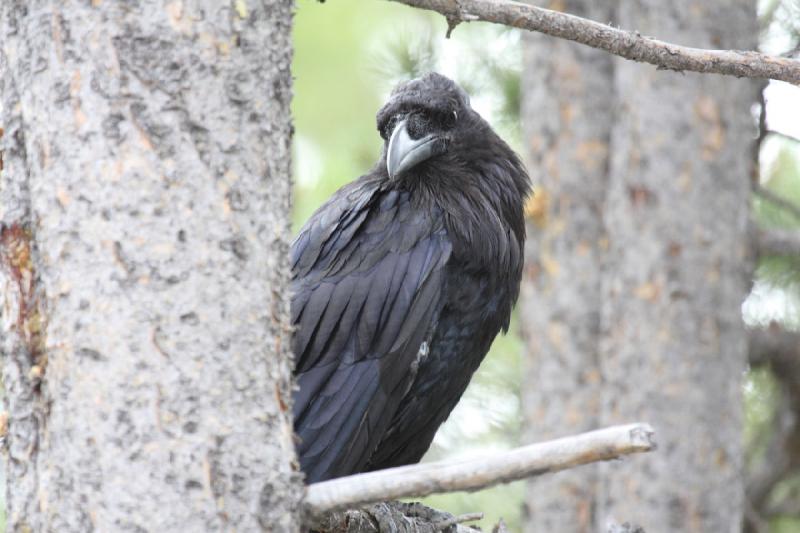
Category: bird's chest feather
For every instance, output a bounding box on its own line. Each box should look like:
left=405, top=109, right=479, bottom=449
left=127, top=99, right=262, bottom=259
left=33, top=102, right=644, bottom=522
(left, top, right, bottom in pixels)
left=370, top=259, right=518, bottom=469
left=412, top=261, right=514, bottom=396
left=366, top=175, right=525, bottom=468
left=406, top=184, right=523, bottom=389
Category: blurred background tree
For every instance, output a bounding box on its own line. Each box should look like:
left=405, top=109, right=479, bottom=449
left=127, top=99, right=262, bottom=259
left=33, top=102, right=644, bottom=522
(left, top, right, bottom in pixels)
left=524, top=0, right=757, bottom=531
left=294, top=1, right=800, bottom=531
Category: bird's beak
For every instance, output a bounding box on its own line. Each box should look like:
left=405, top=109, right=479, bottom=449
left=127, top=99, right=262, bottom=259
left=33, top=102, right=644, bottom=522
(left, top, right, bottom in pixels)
left=386, top=120, right=443, bottom=179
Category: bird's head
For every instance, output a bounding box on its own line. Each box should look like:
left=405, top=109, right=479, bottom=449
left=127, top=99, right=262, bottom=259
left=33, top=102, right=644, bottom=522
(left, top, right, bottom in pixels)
left=376, top=72, right=484, bottom=181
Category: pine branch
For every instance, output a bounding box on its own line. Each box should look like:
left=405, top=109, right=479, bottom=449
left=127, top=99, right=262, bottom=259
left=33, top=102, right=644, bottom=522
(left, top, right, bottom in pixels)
left=387, top=0, right=800, bottom=84
left=755, top=227, right=800, bottom=257
left=304, top=423, right=656, bottom=517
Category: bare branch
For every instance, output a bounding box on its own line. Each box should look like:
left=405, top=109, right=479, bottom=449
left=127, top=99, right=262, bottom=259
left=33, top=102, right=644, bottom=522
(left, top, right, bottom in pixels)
left=387, top=0, right=800, bottom=84
left=753, top=184, right=800, bottom=222
left=755, top=227, right=800, bottom=257
left=765, top=129, right=800, bottom=145
left=304, top=423, right=656, bottom=516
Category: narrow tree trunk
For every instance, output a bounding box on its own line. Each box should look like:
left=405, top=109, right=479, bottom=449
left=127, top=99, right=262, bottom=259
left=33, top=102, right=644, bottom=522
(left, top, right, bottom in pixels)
left=596, top=1, right=757, bottom=531
left=520, top=1, right=614, bottom=531
left=0, top=1, right=300, bottom=530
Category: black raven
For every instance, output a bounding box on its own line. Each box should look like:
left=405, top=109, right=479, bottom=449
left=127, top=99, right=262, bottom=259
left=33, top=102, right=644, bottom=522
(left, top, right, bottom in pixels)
left=291, top=73, right=530, bottom=483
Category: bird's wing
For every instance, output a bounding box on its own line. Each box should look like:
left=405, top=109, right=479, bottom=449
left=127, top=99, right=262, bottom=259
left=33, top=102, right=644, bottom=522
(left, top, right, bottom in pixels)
left=291, top=179, right=451, bottom=482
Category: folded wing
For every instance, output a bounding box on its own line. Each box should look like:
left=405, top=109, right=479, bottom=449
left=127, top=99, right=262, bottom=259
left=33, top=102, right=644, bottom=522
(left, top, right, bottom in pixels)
left=291, top=178, right=451, bottom=482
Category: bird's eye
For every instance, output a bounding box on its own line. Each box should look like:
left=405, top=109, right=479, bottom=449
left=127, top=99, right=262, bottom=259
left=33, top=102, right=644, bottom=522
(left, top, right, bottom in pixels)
left=379, top=116, right=399, bottom=141
left=441, top=110, right=458, bottom=130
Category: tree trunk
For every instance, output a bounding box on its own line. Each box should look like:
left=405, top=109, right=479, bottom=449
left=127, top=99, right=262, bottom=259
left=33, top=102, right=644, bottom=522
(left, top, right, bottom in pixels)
left=0, top=1, right=300, bottom=531
left=521, top=0, right=757, bottom=531
left=520, top=1, right=614, bottom=531
left=596, top=1, right=757, bottom=531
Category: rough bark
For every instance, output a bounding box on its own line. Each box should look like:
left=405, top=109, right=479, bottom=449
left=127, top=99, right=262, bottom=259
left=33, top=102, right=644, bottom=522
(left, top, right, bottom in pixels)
left=387, top=0, right=800, bottom=84
left=519, top=1, right=614, bottom=531
left=311, top=502, right=481, bottom=533
left=595, top=1, right=758, bottom=531
left=0, top=1, right=300, bottom=531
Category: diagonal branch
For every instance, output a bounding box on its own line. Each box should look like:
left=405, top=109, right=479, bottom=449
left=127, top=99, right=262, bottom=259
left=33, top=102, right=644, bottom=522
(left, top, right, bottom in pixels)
left=304, top=423, right=655, bottom=517
left=764, top=130, right=800, bottom=145
left=754, top=184, right=800, bottom=222
left=387, top=0, right=800, bottom=85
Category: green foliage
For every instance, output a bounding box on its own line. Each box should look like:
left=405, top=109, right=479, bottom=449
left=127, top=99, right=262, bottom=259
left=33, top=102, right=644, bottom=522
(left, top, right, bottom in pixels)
left=292, top=0, right=431, bottom=229
left=743, top=371, right=800, bottom=531
left=745, top=368, right=780, bottom=465
left=755, top=137, right=800, bottom=231
left=375, top=28, right=440, bottom=88
left=748, top=135, right=800, bottom=330
left=769, top=475, right=800, bottom=531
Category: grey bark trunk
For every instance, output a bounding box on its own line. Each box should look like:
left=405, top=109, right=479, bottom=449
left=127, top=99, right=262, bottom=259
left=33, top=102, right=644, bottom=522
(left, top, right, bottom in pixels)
left=0, top=1, right=300, bottom=531
left=521, top=0, right=757, bottom=531
left=519, top=1, right=614, bottom=531
left=597, top=1, right=757, bottom=530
